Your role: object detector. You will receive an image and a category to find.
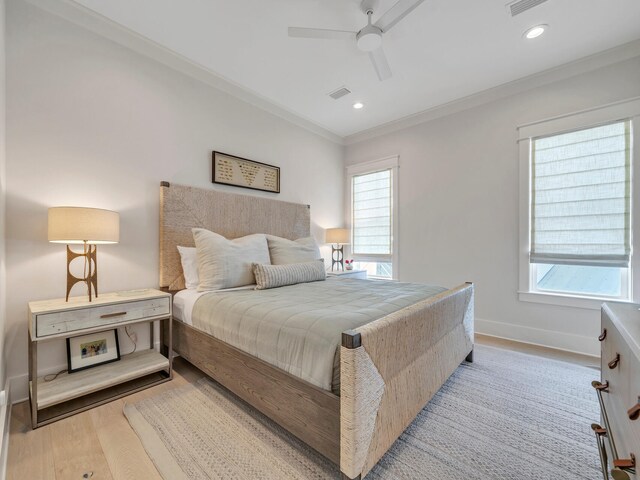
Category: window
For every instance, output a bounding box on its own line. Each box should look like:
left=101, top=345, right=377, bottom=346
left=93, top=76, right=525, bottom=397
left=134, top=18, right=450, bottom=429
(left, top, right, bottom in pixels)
left=531, top=121, right=631, bottom=298
left=519, top=99, right=640, bottom=308
left=347, top=156, right=399, bottom=279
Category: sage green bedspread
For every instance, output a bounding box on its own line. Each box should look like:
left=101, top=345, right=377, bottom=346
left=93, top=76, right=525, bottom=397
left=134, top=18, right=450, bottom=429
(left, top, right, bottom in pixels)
left=191, top=277, right=446, bottom=392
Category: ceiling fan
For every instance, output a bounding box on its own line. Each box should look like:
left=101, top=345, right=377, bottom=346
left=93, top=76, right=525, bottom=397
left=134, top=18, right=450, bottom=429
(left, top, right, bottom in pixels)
left=288, top=0, right=426, bottom=81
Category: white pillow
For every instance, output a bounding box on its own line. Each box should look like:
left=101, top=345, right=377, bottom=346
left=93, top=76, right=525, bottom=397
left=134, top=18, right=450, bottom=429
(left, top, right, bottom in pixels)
left=253, top=260, right=326, bottom=290
left=177, top=246, right=199, bottom=290
left=192, top=228, right=271, bottom=291
left=266, top=235, right=321, bottom=264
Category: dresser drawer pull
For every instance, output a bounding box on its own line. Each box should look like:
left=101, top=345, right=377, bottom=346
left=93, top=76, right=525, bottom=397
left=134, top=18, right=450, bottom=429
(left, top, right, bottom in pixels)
left=100, top=311, right=127, bottom=319
left=628, top=400, right=640, bottom=421
left=608, top=353, right=620, bottom=369
left=614, top=458, right=635, bottom=469
left=612, top=454, right=635, bottom=480
left=591, top=424, right=609, bottom=480
left=592, top=380, right=609, bottom=392
left=592, top=380, right=622, bottom=464
left=598, top=329, right=607, bottom=341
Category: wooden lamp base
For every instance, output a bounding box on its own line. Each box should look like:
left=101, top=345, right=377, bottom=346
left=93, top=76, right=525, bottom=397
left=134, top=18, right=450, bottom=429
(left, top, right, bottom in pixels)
left=331, top=244, right=344, bottom=271
left=66, top=243, right=98, bottom=302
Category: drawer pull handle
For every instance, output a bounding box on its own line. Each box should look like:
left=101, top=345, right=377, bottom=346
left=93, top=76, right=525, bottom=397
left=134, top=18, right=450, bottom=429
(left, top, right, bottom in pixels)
left=598, top=329, right=607, bottom=341
left=628, top=400, right=640, bottom=421
left=100, top=311, right=127, bottom=319
left=591, top=424, right=609, bottom=480
left=608, top=353, right=620, bottom=369
left=613, top=454, right=635, bottom=470
left=592, top=380, right=609, bottom=392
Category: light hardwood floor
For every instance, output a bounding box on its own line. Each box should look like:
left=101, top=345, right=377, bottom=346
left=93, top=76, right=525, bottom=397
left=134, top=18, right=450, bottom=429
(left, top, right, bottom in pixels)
left=6, top=336, right=600, bottom=480
left=475, top=333, right=600, bottom=369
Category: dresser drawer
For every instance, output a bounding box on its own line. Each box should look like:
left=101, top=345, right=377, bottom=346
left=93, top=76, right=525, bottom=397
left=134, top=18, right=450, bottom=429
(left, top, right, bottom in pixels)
left=602, top=313, right=633, bottom=405
left=35, top=297, right=170, bottom=338
left=628, top=368, right=640, bottom=461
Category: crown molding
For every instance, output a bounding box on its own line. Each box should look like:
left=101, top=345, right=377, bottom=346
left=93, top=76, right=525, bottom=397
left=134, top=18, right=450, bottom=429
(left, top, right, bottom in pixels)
left=343, top=39, right=640, bottom=145
left=22, top=0, right=345, bottom=145
left=20, top=0, right=640, bottom=148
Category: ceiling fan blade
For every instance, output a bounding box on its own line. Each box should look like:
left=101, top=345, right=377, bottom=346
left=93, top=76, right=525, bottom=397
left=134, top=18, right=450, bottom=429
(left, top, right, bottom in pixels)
left=369, top=47, right=392, bottom=81
left=288, top=27, right=357, bottom=40
left=374, top=0, right=425, bottom=32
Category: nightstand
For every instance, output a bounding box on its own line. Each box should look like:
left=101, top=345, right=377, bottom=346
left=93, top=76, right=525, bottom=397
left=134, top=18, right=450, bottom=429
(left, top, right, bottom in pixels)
left=326, top=269, right=367, bottom=280
left=28, top=288, right=172, bottom=428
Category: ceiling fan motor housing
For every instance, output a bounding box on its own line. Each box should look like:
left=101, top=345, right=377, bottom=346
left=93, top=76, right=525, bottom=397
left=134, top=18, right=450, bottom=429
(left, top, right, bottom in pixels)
left=356, top=24, right=383, bottom=51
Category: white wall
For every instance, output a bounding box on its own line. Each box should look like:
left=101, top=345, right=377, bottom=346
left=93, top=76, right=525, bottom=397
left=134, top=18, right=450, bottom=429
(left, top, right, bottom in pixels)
left=5, top=1, right=344, bottom=400
left=0, top=0, right=6, bottom=390
left=345, top=56, right=640, bottom=357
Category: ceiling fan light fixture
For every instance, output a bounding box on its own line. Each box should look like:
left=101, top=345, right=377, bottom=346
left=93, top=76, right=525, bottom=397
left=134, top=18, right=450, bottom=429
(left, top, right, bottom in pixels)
left=288, top=0, right=427, bottom=80
left=356, top=27, right=383, bottom=52
left=524, top=24, right=547, bottom=39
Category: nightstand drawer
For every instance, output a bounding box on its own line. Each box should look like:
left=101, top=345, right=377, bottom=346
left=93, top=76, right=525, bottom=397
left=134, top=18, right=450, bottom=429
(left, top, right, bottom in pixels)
left=36, top=297, right=170, bottom=338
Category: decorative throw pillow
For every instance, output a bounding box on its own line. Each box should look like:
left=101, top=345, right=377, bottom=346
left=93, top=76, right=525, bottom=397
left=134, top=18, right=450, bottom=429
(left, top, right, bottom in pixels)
left=266, top=235, right=321, bottom=264
left=192, top=228, right=270, bottom=291
left=177, top=246, right=199, bottom=290
left=253, top=260, right=326, bottom=290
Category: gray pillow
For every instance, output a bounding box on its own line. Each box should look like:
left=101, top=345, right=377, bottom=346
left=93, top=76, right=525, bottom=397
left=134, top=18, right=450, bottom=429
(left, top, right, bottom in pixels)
left=253, top=260, right=326, bottom=290
left=266, top=235, right=321, bottom=264
left=193, top=228, right=270, bottom=291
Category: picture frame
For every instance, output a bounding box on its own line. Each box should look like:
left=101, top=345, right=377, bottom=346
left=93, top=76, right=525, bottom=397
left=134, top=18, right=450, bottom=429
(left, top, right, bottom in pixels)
left=66, top=329, right=121, bottom=373
left=212, top=151, right=280, bottom=193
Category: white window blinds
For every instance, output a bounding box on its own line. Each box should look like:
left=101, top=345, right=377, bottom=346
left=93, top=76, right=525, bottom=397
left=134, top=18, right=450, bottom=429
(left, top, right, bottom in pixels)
left=530, top=120, right=631, bottom=267
left=352, top=169, right=392, bottom=256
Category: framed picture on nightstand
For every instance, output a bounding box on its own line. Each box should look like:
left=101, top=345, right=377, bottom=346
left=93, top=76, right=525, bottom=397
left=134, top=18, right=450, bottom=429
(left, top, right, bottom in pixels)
left=66, top=329, right=121, bottom=373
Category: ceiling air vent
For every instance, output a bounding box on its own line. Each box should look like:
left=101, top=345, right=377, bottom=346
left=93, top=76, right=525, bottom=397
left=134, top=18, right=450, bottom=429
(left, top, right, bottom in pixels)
left=328, top=86, right=351, bottom=100
left=507, top=0, right=548, bottom=16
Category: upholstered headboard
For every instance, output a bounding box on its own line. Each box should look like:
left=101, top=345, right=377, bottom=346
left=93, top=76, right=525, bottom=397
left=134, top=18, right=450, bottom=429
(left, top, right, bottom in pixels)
left=159, top=182, right=311, bottom=290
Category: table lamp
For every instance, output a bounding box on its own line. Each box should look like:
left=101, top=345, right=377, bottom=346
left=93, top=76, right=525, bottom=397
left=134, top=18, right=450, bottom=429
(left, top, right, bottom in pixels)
left=326, top=228, right=350, bottom=271
left=48, top=207, right=120, bottom=301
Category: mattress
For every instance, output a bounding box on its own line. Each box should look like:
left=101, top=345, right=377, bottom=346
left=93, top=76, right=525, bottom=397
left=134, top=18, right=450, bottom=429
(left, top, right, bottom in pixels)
left=177, top=277, right=446, bottom=392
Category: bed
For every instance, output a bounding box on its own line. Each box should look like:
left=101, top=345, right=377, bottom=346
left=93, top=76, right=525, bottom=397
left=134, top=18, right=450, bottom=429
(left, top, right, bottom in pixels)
left=159, top=182, right=474, bottom=479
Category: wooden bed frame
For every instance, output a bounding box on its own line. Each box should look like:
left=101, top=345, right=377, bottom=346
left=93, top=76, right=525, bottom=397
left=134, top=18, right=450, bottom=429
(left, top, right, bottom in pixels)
left=159, top=182, right=474, bottom=479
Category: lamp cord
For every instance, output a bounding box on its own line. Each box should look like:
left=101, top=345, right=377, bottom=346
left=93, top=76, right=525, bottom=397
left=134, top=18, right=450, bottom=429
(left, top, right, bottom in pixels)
left=123, top=326, right=137, bottom=356
left=43, top=369, right=67, bottom=382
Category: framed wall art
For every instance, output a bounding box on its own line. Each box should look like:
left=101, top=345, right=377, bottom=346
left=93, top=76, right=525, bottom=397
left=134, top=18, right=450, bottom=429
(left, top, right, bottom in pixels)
left=66, top=329, right=120, bottom=373
left=212, top=151, right=280, bottom=193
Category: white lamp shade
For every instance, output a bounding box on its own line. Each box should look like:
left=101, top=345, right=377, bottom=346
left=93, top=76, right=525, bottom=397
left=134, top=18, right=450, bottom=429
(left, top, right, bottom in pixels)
left=326, top=228, right=350, bottom=245
left=48, top=207, right=120, bottom=244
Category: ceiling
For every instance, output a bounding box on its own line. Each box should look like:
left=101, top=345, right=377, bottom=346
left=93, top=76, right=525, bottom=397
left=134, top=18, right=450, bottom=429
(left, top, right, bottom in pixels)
left=70, top=0, right=640, bottom=138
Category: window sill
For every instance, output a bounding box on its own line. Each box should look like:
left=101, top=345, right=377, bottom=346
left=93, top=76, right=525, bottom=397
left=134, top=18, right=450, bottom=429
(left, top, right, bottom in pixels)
left=518, top=291, right=633, bottom=310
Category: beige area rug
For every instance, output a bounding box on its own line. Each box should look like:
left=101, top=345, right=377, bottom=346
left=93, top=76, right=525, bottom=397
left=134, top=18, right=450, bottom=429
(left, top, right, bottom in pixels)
left=124, top=345, right=602, bottom=479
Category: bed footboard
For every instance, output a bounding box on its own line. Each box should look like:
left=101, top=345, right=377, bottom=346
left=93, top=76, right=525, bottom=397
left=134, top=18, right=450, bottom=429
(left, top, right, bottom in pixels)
left=340, top=283, right=474, bottom=479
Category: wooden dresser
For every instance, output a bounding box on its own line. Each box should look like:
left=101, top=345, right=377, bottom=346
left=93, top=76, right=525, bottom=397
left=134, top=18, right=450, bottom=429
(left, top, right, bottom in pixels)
left=594, top=303, right=640, bottom=480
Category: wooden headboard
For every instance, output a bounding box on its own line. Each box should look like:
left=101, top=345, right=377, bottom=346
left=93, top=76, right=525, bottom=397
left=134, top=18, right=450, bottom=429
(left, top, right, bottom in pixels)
left=159, top=182, right=311, bottom=290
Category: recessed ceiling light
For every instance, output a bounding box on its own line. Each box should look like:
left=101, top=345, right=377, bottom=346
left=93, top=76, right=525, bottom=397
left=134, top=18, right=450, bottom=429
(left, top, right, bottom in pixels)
left=353, top=102, right=364, bottom=109
left=524, top=24, right=547, bottom=39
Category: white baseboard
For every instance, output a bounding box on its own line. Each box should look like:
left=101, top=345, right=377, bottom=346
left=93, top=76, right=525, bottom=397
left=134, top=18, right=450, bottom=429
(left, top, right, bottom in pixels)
left=475, top=317, right=600, bottom=357
left=0, top=377, right=12, bottom=480
left=8, top=374, right=28, bottom=406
